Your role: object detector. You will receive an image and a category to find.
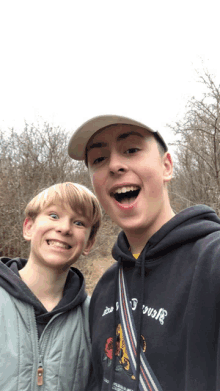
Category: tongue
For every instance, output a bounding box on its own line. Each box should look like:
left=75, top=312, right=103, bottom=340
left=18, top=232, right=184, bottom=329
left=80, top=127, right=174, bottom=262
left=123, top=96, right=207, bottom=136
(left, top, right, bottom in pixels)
left=120, top=196, right=137, bottom=205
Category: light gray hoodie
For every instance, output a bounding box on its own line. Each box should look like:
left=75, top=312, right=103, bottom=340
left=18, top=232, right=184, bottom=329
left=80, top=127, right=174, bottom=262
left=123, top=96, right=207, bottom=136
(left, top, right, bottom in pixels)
left=0, top=257, right=92, bottom=391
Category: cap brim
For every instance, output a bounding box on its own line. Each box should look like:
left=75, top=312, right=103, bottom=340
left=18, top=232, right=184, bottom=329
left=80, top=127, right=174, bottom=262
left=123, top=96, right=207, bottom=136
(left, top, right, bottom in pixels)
left=68, top=115, right=166, bottom=161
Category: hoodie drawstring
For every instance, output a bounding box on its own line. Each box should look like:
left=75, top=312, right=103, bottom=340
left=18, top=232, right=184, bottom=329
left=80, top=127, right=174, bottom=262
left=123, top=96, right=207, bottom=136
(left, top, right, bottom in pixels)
left=108, top=257, right=121, bottom=391
left=134, top=255, right=145, bottom=390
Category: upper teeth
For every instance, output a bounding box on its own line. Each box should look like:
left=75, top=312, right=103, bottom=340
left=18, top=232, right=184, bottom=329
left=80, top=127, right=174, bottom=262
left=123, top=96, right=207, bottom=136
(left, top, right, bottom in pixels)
left=114, top=185, right=139, bottom=194
left=47, top=240, right=70, bottom=249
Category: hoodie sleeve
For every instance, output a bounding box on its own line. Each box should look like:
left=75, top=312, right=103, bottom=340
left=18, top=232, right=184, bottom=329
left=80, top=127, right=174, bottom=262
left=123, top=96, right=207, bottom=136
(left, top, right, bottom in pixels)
left=182, top=231, right=220, bottom=390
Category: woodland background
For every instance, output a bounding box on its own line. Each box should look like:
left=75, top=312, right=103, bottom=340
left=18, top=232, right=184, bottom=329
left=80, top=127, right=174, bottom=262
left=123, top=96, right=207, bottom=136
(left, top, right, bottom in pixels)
left=1, top=71, right=220, bottom=295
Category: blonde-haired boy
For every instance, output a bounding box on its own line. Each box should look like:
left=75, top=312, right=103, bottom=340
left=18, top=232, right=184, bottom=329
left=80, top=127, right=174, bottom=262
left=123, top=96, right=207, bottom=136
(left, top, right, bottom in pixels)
left=0, top=182, right=101, bottom=391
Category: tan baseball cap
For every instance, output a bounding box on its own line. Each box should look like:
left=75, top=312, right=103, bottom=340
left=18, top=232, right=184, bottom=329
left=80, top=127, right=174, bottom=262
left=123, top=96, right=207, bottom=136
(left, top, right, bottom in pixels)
left=68, top=115, right=168, bottom=161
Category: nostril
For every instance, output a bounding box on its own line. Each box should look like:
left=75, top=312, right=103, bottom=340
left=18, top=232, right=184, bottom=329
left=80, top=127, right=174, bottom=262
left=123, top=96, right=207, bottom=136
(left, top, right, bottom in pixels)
left=110, top=167, right=126, bottom=175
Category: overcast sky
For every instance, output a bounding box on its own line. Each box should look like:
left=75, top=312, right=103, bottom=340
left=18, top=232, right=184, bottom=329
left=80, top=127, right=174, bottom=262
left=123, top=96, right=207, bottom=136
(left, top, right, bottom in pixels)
left=0, top=0, right=220, bottom=149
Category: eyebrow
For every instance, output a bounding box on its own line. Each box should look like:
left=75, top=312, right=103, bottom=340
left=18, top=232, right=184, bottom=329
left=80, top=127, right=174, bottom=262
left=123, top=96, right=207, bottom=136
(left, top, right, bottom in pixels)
left=87, top=131, right=144, bottom=152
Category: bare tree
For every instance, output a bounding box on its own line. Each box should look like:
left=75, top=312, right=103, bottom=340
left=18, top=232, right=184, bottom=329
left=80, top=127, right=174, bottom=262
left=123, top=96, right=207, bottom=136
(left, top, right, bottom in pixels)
left=0, top=122, right=91, bottom=257
left=168, top=71, right=220, bottom=214
left=0, top=122, right=122, bottom=294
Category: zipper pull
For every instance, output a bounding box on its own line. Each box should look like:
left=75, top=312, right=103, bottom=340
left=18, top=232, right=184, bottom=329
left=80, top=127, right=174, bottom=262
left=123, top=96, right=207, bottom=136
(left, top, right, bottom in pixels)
left=37, top=358, right=44, bottom=386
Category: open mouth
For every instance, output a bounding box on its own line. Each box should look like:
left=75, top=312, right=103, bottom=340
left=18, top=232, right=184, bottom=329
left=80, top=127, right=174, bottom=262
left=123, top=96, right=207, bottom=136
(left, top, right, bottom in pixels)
left=111, top=185, right=140, bottom=205
left=46, top=240, right=72, bottom=249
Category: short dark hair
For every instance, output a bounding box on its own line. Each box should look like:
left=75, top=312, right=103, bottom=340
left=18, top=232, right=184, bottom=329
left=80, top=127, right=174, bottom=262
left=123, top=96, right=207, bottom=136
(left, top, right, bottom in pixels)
left=153, top=133, right=167, bottom=156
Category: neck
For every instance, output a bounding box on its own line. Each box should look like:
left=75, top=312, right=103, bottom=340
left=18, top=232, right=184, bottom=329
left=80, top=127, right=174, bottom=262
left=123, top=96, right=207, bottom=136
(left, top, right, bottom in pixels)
left=126, top=203, right=175, bottom=255
left=127, top=231, right=152, bottom=255
left=19, top=261, right=69, bottom=311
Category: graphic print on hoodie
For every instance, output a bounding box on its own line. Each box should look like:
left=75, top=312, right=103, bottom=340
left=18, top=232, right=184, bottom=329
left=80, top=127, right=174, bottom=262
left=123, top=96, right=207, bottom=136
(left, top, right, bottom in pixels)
left=89, top=205, right=220, bottom=391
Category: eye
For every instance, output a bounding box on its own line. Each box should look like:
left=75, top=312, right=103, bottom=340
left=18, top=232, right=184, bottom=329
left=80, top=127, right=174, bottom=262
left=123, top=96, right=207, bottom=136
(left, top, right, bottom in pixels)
left=74, top=221, right=85, bottom=227
left=125, top=147, right=140, bottom=154
left=93, top=156, right=105, bottom=165
left=49, top=213, right=59, bottom=219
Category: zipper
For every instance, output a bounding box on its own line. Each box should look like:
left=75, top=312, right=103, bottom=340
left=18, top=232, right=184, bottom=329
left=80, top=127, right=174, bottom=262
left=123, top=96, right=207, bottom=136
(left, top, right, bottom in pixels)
left=32, top=310, right=45, bottom=388
left=37, top=356, right=44, bottom=386
left=32, top=307, right=62, bottom=388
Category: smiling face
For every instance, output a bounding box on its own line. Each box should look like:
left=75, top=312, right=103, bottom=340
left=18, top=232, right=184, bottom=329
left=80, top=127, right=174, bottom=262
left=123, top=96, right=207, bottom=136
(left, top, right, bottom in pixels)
left=87, top=124, right=173, bottom=242
left=23, top=203, right=94, bottom=271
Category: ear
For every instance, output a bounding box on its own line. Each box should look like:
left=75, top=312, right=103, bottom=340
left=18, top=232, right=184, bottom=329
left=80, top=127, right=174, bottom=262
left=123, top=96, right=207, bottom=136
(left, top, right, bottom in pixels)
left=82, top=237, right=95, bottom=256
left=23, top=218, right=34, bottom=241
left=162, top=152, right=173, bottom=183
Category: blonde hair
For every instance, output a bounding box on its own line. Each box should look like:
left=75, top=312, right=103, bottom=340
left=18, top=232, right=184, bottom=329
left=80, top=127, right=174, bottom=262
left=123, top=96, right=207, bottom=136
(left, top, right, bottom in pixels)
left=25, top=182, right=102, bottom=241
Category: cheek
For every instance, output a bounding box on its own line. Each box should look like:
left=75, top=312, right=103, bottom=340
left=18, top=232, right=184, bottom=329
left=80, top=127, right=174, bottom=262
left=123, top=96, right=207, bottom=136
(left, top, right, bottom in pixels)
left=89, top=168, right=97, bottom=191
left=91, top=171, right=105, bottom=196
left=145, top=170, right=164, bottom=196
left=38, top=221, right=47, bottom=228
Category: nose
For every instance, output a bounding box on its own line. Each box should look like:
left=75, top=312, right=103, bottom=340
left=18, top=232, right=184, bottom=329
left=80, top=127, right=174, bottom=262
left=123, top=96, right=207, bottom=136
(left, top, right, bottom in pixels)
left=56, top=218, right=72, bottom=235
left=108, top=151, right=128, bottom=176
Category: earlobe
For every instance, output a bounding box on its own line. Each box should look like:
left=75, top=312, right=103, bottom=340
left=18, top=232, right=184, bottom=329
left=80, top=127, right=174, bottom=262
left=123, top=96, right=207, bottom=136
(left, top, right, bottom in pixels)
left=163, top=152, right=173, bottom=183
left=23, top=218, right=34, bottom=241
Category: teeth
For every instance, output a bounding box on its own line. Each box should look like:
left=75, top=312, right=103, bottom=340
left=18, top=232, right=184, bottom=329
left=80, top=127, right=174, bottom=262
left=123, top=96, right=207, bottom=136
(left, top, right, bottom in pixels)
left=47, top=240, right=70, bottom=249
left=114, top=185, right=139, bottom=194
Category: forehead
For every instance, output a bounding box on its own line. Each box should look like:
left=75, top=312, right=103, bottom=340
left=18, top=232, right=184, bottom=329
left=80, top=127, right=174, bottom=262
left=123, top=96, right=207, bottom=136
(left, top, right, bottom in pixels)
left=42, top=201, right=83, bottom=215
left=41, top=202, right=71, bottom=214
left=86, top=124, right=152, bottom=151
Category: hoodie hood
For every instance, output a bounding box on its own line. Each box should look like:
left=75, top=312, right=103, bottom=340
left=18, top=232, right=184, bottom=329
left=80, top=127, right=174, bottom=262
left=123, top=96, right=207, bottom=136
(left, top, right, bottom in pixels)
left=112, top=205, right=220, bottom=264
left=0, top=257, right=87, bottom=322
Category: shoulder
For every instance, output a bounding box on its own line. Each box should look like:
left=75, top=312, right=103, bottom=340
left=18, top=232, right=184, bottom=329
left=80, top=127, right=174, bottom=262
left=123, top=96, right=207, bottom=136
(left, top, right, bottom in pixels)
left=0, top=286, right=14, bottom=306
left=196, top=230, right=220, bottom=255
left=70, top=296, right=91, bottom=325
left=97, top=262, right=118, bottom=282
left=189, top=231, right=220, bottom=293
left=0, top=288, right=21, bottom=333
left=92, top=262, right=118, bottom=296
left=81, top=295, right=90, bottom=315
left=89, top=262, right=118, bottom=314
left=196, top=231, right=220, bottom=271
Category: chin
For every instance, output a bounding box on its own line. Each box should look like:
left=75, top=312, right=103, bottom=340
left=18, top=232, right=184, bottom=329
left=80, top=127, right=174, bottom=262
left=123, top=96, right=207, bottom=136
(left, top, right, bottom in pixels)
left=122, top=219, right=152, bottom=234
left=119, top=222, right=143, bottom=233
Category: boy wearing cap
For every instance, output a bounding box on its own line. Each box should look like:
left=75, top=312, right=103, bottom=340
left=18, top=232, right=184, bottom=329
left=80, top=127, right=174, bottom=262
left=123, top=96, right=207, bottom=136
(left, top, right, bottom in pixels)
left=0, top=182, right=102, bottom=391
left=68, top=116, right=220, bottom=391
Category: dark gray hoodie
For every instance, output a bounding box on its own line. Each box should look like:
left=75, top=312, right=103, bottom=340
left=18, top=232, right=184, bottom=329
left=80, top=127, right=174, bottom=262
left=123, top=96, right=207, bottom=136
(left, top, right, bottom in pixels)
left=89, top=205, right=220, bottom=391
